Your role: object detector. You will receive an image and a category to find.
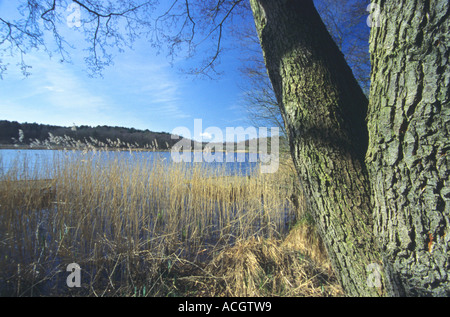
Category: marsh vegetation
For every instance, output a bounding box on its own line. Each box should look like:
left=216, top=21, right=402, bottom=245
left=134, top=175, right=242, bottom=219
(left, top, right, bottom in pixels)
left=0, top=149, right=341, bottom=296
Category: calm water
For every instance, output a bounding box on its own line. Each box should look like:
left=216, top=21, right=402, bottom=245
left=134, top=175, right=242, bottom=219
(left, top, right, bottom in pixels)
left=0, top=149, right=263, bottom=177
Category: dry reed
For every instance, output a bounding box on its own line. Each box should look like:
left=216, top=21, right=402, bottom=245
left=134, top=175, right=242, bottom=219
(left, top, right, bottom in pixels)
left=0, top=149, right=340, bottom=296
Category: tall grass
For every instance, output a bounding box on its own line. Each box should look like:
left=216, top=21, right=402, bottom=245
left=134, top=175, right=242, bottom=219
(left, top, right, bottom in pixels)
left=0, top=149, right=341, bottom=296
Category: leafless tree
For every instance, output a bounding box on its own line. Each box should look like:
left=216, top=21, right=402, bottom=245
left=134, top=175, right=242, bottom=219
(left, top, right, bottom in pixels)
left=0, top=0, right=247, bottom=78
left=236, top=0, right=370, bottom=140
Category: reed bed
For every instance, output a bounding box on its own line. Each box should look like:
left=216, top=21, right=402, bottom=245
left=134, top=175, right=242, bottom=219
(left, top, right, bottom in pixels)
left=0, top=149, right=341, bottom=296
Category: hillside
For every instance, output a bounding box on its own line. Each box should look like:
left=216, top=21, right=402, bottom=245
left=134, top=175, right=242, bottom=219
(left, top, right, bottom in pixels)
left=0, top=120, right=188, bottom=150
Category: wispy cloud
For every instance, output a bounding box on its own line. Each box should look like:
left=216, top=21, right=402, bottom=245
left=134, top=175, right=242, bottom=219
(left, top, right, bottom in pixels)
left=0, top=53, right=115, bottom=127
left=42, top=62, right=111, bottom=113
left=120, top=61, right=192, bottom=120
left=1, top=45, right=192, bottom=130
left=43, top=86, right=64, bottom=92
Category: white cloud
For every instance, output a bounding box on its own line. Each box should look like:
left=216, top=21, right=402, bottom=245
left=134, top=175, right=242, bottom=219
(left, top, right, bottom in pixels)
left=121, top=62, right=192, bottom=120
left=43, top=86, right=64, bottom=92
left=200, top=132, right=213, bottom=140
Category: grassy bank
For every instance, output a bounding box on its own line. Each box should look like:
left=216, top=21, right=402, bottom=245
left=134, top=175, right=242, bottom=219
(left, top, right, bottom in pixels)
left=0, top=150, right=342, bottom=296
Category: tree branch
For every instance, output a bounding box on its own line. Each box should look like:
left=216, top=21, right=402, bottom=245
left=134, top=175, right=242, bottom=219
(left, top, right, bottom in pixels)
left=1, top=0, right=247, bottom=78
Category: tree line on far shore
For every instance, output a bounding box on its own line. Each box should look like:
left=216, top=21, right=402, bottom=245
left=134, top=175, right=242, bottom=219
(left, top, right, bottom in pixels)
left=0, top=120, right=279, bottom=152
left=0, top=120, right=182, bottom=150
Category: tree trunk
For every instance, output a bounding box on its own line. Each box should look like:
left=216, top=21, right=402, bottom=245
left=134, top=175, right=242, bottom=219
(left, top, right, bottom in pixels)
left=367, top=0, right=450, bottom=296
left=249, top=0, right=384, bottom=296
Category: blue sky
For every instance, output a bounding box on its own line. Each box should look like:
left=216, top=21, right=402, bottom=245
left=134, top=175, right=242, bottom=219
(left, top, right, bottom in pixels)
left=0, top=1, right=255, bottom=142
left=0, top=0, right=371, bottom=143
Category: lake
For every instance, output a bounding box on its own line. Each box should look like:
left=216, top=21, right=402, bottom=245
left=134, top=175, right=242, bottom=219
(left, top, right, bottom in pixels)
left=0, top=149, right=265, bottom=178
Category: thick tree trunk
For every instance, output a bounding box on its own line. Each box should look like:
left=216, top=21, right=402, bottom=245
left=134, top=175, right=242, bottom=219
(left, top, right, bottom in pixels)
left=250, top=0, right=384, bottom=296
left=367, top=0, right=450, bottom=296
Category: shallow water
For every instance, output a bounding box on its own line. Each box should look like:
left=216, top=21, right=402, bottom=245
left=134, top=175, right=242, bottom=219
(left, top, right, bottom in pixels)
left=0, top=149, right=262, bottom=178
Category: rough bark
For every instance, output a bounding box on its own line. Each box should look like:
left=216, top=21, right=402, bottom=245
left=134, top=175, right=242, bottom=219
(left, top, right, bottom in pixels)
left=367, top=0, right=450, bottom=296
left=250, top=0, right=384, bottom=296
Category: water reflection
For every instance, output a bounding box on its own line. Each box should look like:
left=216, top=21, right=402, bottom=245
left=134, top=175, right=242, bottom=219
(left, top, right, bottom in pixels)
left=0, top=149, right=264, bottom=178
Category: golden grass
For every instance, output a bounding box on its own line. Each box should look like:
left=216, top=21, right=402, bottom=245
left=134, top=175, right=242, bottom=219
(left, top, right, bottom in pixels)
left=0, top=149, right=341, bottom=296
left=204, top=237, right=342, bottom=297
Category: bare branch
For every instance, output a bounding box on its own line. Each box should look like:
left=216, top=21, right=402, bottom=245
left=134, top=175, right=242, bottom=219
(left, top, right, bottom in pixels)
left=0, top=0, right=157, bottom=77
left=151, top=0, right=247, bottom=77
left=1, top=0, right=248, bottom=78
